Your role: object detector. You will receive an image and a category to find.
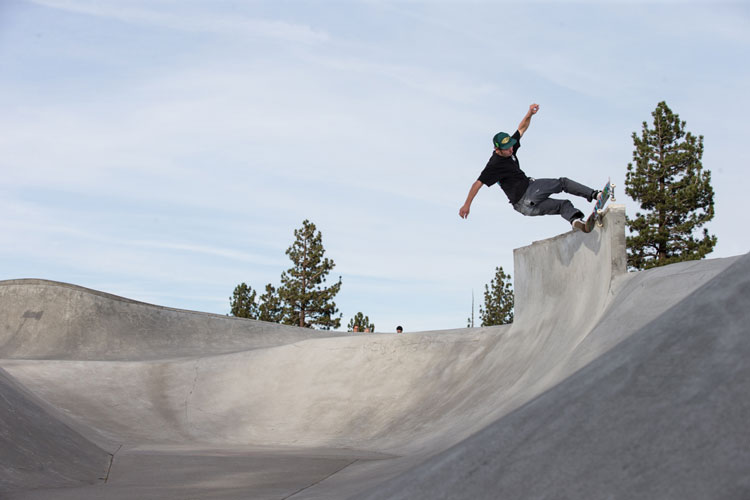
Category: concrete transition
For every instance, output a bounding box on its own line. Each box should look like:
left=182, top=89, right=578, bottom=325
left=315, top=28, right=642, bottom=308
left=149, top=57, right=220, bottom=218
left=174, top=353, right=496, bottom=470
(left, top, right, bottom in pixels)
left=1, top=205, right=749, bottom=499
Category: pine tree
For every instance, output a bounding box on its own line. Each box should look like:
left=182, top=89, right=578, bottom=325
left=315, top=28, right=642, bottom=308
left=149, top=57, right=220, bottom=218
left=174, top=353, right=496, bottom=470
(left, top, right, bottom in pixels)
left=257, top=283, right=284, bottom=323
left=229, top=282, right=259, bottom=319
left=479, top=267, right=514, bottom=326
left=278, top=219, right=343, bottom=329
left=626, top=101, right=717, bottom=270
left=348, top=312, right=375, bottom=332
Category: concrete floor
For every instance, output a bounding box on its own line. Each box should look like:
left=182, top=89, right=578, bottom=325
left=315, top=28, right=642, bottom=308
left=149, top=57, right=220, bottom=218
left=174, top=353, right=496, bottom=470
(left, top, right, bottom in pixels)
left=2, top=205, right=749, bottom=499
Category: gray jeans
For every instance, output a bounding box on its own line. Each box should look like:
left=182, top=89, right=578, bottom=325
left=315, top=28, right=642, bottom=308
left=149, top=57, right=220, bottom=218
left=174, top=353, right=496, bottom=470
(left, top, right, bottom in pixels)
left=512, top=177, right=594, bottom=223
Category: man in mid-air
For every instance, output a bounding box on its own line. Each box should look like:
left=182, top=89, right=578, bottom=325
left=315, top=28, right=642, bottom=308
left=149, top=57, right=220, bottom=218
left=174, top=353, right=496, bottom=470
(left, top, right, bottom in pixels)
left=459, top=103, right=599, bottom=231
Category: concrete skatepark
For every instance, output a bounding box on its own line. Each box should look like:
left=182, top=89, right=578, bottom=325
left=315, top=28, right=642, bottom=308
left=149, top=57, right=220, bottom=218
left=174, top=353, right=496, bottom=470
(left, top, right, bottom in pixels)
left=2, top=205, right=749, bottom=499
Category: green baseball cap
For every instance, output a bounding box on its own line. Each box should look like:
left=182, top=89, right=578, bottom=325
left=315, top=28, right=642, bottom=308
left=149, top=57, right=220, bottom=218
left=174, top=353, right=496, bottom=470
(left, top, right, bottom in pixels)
left=493, top=132, right=517, bottom=150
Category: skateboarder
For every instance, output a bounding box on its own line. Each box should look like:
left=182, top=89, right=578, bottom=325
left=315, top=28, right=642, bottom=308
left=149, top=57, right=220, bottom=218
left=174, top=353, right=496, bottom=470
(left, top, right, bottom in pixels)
left=458, top=103, right=599, bottom=231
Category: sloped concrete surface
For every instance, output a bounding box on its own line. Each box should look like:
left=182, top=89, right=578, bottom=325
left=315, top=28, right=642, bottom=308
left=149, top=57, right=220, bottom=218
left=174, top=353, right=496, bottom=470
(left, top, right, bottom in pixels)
left=0, top=280, right=350, bottom=361
left=0, top=367, right=109, bottom=492
left=358, top=251, right=750, bottom=500
left=1, top=205, right=748, bottom=499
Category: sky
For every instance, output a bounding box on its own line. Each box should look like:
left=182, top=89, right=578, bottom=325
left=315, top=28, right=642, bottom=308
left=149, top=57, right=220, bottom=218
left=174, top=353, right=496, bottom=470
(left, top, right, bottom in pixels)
left=2, top=0, right=748, bottom=333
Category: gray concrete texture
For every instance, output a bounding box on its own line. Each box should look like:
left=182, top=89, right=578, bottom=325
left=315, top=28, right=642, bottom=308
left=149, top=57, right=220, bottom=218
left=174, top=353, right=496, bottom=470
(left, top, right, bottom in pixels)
left=1, top=205, right=748, bottom=499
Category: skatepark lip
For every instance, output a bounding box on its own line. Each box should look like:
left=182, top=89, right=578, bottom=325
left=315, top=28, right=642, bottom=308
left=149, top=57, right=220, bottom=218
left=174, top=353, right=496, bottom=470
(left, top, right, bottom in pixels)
left=2, top=205, right=749, bottom=499
left=0, top=278, right=357, bottom=362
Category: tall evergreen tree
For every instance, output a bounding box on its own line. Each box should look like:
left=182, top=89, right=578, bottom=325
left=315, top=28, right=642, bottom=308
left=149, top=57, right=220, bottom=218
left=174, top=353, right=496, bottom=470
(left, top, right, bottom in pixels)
left=257, top=283, right=284, bottom=323
left=626, top=101, right=716, bottom=270
left=230, top=283, right=258, bottom=319
left=347, top=312, right=375, bottom=332
left=479, top=266, right=514, bottom=326
left=278, top=219, right=342, bottom=329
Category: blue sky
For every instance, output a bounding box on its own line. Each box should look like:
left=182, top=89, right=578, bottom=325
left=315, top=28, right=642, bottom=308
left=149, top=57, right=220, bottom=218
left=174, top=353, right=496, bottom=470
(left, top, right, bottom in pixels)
left=2, top=0, right=748, bottom=332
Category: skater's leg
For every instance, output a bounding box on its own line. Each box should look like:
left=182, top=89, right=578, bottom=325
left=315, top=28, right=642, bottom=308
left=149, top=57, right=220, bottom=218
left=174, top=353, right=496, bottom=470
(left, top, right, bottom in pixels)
left=512, top=178, right=590, bottom=223
left=521, top=178, right=564, bottom=205
left=525, top=177, right=597, bottom=202
left=513, top=195, right=584, bottom=223
left=529, top=197, right=584, bottom=223
left=559, top=177, right=597, bottom=201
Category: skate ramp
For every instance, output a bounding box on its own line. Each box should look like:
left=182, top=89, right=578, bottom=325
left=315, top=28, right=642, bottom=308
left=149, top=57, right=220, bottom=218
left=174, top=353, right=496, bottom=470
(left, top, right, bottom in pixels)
left=0, top=279, right=351, bottom=361
left=2, top=205, right=749, bottom=499
left=358, top=252, right=750, bottom=500
left=0, top=367, right=110, bottom=492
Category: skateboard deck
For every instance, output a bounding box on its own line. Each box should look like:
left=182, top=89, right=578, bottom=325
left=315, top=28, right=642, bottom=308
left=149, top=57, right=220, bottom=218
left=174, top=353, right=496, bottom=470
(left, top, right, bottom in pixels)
left=583, top=179, right=615, bottom=233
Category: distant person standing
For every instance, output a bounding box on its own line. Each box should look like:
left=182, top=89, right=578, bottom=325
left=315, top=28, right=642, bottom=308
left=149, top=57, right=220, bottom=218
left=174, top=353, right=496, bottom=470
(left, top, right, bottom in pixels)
left=459, top=103, right=601, bottom=231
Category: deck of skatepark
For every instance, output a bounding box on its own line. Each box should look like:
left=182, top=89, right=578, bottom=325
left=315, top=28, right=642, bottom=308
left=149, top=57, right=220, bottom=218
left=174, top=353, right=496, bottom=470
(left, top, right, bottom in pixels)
left=2, top=205, right=749, bottom=499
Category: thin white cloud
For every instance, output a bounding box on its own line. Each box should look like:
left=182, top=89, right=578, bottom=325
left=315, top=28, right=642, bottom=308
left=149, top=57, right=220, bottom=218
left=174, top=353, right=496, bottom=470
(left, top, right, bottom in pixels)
left=29, top=0, right=330, bottom=44
left=310, top=54, right=500, bottom=105
left=0, top=197, right=286, bottom=269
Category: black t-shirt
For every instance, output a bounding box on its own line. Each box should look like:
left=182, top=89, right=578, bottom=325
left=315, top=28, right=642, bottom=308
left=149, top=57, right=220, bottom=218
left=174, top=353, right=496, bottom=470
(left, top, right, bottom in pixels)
left=477, top=130, right=529, bottom=204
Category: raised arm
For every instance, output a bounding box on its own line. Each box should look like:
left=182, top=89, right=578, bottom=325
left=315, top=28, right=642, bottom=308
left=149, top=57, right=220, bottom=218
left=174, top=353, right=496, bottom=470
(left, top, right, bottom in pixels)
left=517, top=103, right=540, bottom=137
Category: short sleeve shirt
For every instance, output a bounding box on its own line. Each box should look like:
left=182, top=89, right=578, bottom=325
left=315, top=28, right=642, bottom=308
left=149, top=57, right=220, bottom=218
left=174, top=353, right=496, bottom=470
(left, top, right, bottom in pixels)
left=477, top=130, right=529, bottom=204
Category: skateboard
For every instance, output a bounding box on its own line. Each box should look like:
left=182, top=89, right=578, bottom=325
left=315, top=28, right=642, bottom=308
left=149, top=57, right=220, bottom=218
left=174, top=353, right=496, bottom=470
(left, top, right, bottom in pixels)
left=583, top=179, right=615, bottom=233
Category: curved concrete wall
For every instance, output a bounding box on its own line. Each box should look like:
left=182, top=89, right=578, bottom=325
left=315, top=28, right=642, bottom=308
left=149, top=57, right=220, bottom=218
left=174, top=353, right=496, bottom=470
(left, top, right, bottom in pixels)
left=0, top=279, right=349, bottom=361
left=513, top=204, right=626, bottom=331
left=0, top=367, right=109, bottom=493
left=359, top=251, right=750, bottom=500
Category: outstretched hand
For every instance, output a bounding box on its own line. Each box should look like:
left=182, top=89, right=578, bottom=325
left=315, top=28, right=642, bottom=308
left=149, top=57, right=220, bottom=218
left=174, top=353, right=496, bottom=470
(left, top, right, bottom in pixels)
left=529, top=103, right=540, bottom=115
